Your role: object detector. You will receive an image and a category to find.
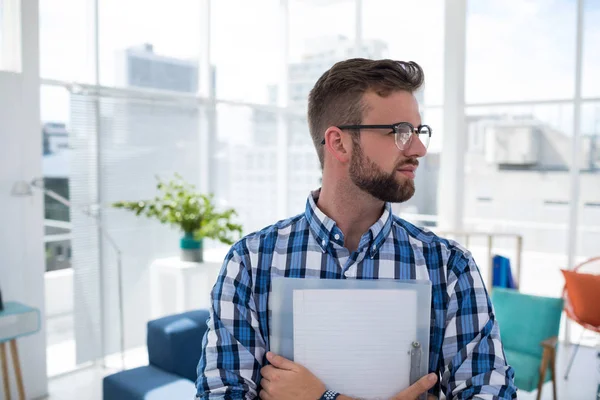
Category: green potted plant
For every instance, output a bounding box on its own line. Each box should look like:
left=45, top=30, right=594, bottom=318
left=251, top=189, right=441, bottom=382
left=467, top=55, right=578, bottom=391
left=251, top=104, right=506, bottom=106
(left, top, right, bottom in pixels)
left=112, top=174, right=242, bottom=262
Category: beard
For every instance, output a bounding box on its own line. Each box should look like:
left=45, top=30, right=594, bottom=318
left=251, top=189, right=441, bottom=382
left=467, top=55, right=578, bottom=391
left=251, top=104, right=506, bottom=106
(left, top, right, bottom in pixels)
left=349, top=141, right=416, bottom=203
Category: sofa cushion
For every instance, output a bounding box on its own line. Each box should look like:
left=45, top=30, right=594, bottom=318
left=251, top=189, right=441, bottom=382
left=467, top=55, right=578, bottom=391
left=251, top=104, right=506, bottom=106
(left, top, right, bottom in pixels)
left=147, top=309, right=210, bottom=381
left=491, top=288, right=563, bottom=359
left=504, top=349, right=550, bottom=392
left=103, top=365, right=196, bottom=400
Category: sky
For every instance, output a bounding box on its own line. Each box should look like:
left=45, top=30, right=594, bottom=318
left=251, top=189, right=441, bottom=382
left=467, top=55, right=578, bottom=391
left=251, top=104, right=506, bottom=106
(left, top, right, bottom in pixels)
left=37, top=0, right=600, bottom=142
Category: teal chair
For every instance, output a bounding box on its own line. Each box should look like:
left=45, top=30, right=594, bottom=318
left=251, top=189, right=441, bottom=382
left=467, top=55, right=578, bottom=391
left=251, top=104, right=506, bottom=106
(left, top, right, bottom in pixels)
left=492, top=288, right=563, bottom=400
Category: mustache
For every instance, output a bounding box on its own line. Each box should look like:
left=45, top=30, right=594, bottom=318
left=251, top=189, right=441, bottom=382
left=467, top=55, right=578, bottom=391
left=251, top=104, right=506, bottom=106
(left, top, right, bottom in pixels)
left=396, top=159, right=419, bottom=169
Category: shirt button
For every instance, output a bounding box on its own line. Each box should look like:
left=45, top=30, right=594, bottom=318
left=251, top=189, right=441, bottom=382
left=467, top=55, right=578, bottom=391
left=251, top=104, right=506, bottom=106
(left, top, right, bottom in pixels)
left=372, top=244, right=377, bottom=250
left=334, top=234, right=340, bottom=240
left=321, top=239, right=326, bottom=246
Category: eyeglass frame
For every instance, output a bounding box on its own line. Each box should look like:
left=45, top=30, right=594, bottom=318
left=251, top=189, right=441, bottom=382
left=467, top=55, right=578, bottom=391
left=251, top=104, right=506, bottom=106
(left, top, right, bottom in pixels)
left=320, top=122, right=432, bottom=149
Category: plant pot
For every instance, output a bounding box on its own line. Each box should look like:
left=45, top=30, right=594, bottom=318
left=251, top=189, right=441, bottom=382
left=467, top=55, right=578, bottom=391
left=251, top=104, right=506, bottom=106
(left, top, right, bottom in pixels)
left=180, top=233, right=203, bottom=263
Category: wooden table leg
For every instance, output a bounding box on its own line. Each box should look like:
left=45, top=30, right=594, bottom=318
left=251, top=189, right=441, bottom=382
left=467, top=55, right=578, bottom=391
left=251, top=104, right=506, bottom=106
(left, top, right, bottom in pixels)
left=9, top=340, right=25, bottom=400
left=0, top=342, right=11, bottom=400
left=550, top=347, right=558, bottom=400
left=536, top=347, right=550, bottom=400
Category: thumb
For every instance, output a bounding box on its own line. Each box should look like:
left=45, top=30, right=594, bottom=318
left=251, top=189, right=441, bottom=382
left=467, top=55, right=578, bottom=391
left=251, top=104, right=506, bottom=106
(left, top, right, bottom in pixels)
left=266, top=351, right=296, bottom=371
left=391, top=373, right=437, bottom=400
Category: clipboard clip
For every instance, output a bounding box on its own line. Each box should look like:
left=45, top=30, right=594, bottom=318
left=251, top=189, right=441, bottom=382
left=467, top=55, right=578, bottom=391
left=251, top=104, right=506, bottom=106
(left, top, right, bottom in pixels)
left=409, top=341, right=427, bottom=400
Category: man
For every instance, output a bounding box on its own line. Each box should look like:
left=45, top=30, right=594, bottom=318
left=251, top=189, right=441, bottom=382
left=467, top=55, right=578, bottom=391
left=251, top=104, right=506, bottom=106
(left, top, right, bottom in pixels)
left=196, top=58, right=517, bottom=400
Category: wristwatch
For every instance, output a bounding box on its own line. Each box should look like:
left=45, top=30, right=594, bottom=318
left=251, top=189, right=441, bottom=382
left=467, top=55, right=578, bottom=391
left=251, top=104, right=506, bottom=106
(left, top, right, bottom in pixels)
left=319, top=390, right=340, bottom=400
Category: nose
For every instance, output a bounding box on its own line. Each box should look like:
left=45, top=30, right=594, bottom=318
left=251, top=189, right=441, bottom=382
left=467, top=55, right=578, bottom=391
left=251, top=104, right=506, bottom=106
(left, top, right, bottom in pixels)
left=403, top=132, right=428, bottom=158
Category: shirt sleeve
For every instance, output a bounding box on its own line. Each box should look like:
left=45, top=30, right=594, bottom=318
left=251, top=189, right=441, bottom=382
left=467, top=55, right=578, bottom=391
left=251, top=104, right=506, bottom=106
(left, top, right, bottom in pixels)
left=441, top=252, right=518, bottom=399
left=195, top=247, right=266, bottom=400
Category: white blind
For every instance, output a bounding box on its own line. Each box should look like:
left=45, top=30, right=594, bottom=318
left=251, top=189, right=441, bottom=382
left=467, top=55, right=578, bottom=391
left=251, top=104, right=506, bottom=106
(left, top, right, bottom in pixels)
left=70, top=90, right=201, bottom=361
left=70, top=93, right=102, bottom=364
left=69, top=89, right=323, bottom=363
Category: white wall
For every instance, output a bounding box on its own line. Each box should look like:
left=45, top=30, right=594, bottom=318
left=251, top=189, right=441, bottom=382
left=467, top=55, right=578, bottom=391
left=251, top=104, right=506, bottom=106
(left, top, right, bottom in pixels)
left=0, top=1, right=47, bottom=398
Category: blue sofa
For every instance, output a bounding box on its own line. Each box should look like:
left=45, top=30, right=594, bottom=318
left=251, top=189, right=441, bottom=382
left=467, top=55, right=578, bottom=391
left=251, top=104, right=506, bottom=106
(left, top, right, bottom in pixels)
left=103, top=309, right=210, bottom=400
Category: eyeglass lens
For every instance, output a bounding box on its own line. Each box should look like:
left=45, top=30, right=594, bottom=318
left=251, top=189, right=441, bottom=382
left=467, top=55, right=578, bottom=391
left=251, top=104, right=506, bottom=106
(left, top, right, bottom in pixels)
left=395, top=124, right=430, bottom=150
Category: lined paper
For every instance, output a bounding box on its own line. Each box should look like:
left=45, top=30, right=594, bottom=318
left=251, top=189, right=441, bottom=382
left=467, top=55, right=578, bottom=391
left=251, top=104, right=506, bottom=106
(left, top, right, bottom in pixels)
left=293, top=289, right=418, bottom=400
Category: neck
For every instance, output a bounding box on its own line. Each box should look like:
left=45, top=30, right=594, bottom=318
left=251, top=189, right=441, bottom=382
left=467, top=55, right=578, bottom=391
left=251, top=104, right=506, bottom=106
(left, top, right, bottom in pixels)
left=317, top=174, right=385, bottom=252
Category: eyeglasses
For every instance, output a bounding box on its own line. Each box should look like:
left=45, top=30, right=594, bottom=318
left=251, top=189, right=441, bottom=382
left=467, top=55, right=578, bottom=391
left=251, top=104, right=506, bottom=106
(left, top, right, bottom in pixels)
left=320, top=122, right=432, bottom=151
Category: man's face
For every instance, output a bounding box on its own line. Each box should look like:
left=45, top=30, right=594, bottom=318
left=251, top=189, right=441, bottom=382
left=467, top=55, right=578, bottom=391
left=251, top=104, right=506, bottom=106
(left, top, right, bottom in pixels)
left=349, top=90, right=427, bottom=203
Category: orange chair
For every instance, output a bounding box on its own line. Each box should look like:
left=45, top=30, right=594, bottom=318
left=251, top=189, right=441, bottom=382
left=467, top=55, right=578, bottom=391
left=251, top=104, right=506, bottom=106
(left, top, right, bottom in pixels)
left=561, top=256, right=600, bottom=379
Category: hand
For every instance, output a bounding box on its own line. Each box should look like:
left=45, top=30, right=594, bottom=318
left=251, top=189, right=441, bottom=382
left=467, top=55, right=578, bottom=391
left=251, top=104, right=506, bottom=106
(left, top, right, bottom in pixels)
left=389, top=373, right=438, bottom=400
left=259, top=351, right=326, bottom=400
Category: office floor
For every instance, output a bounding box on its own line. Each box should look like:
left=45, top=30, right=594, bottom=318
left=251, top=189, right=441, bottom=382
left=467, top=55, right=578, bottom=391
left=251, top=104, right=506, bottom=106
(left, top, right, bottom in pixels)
left=43, top=346, right=148, bottom=400
left=42, top=343, right=599, bottom=400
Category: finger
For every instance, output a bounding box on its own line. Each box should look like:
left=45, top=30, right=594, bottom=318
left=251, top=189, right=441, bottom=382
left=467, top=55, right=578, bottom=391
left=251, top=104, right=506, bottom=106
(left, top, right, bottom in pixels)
left=266, top=351, right=296, bottom=371
left=392, top=373, right=437, bottom=400
left=260, top=365, right=276, bottom=380
left=259, top=389, right=274, bottom=400
left=260, top=377, right=272, bottom=393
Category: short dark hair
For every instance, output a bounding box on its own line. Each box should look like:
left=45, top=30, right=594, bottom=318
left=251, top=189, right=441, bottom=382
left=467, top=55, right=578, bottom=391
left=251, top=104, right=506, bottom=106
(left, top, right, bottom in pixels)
left=307, top=58, right=424, bottom=168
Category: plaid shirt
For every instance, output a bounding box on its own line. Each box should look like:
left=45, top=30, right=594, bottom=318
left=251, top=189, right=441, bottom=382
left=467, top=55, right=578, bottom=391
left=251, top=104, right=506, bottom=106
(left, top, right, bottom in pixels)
left=196, top=191, right=517, bottom=399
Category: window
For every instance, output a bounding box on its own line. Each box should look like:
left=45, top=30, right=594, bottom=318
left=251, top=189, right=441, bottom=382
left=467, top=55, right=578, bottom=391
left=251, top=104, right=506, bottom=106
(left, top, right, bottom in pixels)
left=363, top=0, right=444, bottom=106
left=0, top=1, right=3, bottom=66
left=35, top=0, right=600, bottom=373
left=463, top=101, right=579, bottom=298
left=99, top=0, right=201, bottom=89
left=211, top=0, right=280, bottom=103
left=466, top=1, right=576, bottom=102
left=577, top=101, right=600, bottom=261
left=41, top=85, right=71, bottom=277
left=582, top=1, right=600, bottom=97
left=289, top=0, right=356, bottom=109
left=39, top=0, right=93, bottom=82
left=214, top=103, right=279, bottom=234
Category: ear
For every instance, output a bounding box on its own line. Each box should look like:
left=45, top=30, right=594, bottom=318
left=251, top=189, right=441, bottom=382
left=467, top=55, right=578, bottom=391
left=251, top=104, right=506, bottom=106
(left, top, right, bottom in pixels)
left=323, top=127, right=352, bottom=164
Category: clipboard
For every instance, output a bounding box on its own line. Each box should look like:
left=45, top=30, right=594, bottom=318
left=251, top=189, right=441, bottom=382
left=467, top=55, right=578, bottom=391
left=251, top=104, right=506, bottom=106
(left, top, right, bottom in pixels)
left=268, top=277, right=432, bottom=400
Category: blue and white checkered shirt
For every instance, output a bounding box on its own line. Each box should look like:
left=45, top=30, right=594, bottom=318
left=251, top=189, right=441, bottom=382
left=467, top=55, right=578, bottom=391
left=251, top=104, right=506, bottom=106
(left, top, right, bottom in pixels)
left=196, top=191, right=517, bottom=399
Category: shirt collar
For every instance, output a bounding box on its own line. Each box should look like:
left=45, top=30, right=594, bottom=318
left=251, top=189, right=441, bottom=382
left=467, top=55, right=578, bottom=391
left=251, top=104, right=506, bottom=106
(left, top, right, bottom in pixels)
left=305, top=189, right=394, bottom=256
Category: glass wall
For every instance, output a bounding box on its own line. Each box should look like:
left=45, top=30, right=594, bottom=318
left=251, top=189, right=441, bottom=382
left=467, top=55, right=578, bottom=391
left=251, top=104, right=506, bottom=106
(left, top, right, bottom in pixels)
left=463, top=102, right=574, bottom=297
left=99, top=0, right=202, bottom=89
left=466, top=1, right=576, bottom=103
left=578, top=101, right=600, bottom=262
left=38, top=0, right=599, bottom=377
left=40, top=84, right=78, bottom=376
left=363, top=0, right=445, bottom=106
left=39, top=0, right=94, bottom=82
left=580, top=0, right=600, bottom=252
left=582, top=1, right=600, bottom=98
left=465, top=0, right=599, bottom=347
left=213, top=103, right=279, bottom=232
left=573, top=0, right=600, bottom=346
left=0, top=0, right=4, bottom=68
left=211, top=0, right=280, bottom=104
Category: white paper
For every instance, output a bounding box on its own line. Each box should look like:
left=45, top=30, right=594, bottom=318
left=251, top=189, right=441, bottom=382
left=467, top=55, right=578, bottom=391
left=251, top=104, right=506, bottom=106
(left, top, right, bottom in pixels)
left=293, top=289, right=417, bottom=400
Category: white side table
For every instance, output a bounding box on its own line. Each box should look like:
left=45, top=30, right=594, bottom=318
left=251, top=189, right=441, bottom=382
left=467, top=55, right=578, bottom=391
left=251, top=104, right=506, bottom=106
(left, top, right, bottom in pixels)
left=149, top=256, right=222, bottom=319
left=0, top=302, right=41, bottom=400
